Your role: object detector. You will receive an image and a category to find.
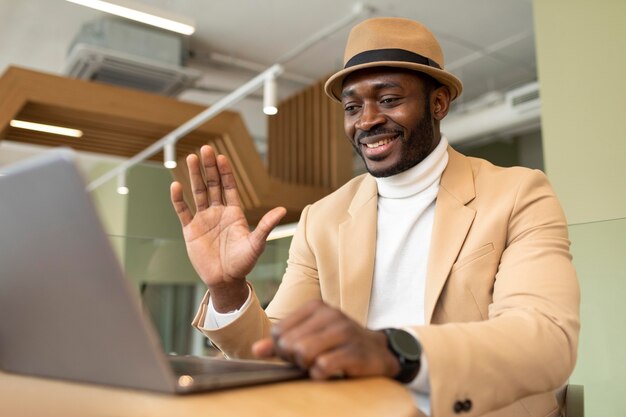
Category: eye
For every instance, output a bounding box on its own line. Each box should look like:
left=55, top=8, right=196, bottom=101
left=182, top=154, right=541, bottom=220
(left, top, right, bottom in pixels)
left=343, top=104, right=360, bottom=114
left=380, top=96, right=399, bottom=105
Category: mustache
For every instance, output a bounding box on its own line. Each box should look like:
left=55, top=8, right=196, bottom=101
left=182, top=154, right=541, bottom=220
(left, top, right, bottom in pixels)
left=356, top=128, right=403, bottom=143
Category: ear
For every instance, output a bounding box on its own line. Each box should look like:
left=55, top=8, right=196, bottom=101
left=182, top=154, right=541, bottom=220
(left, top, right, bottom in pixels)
left=431, top=86, right=451, bottom=121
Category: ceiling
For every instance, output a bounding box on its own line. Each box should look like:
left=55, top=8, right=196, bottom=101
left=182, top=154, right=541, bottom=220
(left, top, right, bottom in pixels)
left=0, top=0, right=538, bottom=151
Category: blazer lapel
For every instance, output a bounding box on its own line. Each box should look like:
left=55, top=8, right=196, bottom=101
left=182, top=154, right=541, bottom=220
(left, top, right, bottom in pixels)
left=338, top=175, right=378, bottom=326
left=424, top=147, right=477, bottom=324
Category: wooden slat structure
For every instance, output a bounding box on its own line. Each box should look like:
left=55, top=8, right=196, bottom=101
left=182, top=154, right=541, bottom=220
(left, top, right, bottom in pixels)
left=268, top=78, right=352, bottom=190
left=0, top=66, right=349, bottom=224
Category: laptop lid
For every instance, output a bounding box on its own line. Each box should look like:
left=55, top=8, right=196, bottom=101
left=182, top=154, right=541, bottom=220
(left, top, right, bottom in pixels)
left=0, top=150, right=177, bottom=392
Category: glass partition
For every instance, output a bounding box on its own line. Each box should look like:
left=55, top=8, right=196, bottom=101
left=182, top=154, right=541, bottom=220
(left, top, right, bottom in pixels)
left=568, top=217, right=626, bottom=417
left=107, top=234, right=291, bottom=357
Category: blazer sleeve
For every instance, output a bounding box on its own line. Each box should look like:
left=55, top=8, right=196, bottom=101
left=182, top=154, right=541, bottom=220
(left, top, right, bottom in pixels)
left=191, top=283, right=271, bottom=359
left=411, top=169, right=580, bottom=417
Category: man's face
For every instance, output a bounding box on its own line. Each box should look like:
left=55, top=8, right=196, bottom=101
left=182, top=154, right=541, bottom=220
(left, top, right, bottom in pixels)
left=341, top=68, right=439, bottom=178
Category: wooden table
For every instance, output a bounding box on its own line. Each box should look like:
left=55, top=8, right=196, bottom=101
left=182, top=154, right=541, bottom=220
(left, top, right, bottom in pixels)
left=0, top=371, right=422, bottom=417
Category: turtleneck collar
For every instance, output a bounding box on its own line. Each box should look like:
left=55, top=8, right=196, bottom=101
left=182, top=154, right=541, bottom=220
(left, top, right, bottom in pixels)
left=374, top=135, right=449, bottom=199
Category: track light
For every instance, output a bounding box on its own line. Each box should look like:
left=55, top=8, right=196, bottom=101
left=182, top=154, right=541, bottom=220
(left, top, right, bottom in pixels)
left=10, top=119, right=83, bottom=138
left=117, top=172, right=129, bottom=195
left=65, top=0, right=195, bottom=35
left=164, top=143, right=177, bottom=169
left=263, top=75, right=278, bottom=116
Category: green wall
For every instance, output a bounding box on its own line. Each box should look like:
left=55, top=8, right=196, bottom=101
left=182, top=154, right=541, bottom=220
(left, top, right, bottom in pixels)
left=86, top=161, right=128, bottom=266
left=568, top=218, right=626, bottom=417
left=123, top=164, right=198, bottom=286
left=534, top=1, right=626, bottom=415
left=534, top=0, right=626, bottom=225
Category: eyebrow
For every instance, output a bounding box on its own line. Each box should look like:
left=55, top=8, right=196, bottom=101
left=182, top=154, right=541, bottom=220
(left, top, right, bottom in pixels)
left=341, top=81, right=403, bottom=100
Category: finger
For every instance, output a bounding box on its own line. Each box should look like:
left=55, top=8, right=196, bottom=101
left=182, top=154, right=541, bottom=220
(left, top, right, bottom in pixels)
left=251, top=337, right=276, bottom=359
left=273, top=299, right=326, bottom=337
left=216, top=155, right=242, bottom=207
left=310, top=331, right=395, bottom=379
left=187, top=153, right=209, bottom=211
left=270, top=301, right=325, bottom=365
left=278, top=314, right=353, bottom=369
left=200, top=146, right=223, bottom=206
left=271, top=302, right=341, bottom=366
left=277, top=304, right=343, bottom=349
left=309, top=346, right=357, bottom=380
left=248, top=207, right=287, bottom=250
left=170, top=181, right=193, bottom=226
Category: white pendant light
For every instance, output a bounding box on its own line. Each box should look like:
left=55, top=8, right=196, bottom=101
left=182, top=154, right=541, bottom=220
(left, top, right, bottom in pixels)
left=263, top=75, right=278, bottom=116
left=164, top=142, right=177, bottom=169
left=116, top=171, right=129, bottom=195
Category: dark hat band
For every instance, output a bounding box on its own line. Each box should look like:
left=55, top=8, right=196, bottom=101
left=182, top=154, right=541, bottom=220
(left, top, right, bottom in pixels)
left=344, top=48, right=442, bottom=70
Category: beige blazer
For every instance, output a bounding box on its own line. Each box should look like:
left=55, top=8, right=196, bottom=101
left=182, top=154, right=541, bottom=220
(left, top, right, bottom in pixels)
left=193, top=147, right=580, bottom=417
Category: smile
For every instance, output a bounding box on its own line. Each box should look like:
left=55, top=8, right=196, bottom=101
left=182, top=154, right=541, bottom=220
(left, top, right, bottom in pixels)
left=366, top=137, right=393, bottom=148
left=360, top=133, right=400, bottom=149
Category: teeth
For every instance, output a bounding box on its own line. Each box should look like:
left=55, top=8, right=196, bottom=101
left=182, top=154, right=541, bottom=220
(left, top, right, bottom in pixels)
left=366, top=138, right=392, bottom=148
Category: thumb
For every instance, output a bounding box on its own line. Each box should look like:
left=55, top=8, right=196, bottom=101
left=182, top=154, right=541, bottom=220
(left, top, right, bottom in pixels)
left=249, top=206, right=287, bottom=247
left=252, top=337, right=276, bottom=359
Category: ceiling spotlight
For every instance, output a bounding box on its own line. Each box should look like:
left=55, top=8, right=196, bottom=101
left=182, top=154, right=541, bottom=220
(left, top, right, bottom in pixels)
left=117, top=172, right=129, bottom=195
left=10, top=120, right=83, bottom=138
left=66, top=0, right=195, bottom=35
left=263, top=75, right=278, bottom=116
left=164, top=142, right=177, bottom=169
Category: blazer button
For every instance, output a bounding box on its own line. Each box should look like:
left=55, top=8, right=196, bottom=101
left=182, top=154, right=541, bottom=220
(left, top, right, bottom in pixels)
left=454, top=399, right=473, bottom=413
left=463, top=399, right=473, bottom=411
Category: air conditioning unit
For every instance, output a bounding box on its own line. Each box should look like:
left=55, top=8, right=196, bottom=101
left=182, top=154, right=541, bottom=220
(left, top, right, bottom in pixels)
left=64, top=17, right=200, bottom=96
left=442, top=81, right=541, bottom=145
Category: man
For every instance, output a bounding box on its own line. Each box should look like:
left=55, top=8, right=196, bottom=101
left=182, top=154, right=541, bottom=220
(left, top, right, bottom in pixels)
left=170, top=18, right=579, bottom=417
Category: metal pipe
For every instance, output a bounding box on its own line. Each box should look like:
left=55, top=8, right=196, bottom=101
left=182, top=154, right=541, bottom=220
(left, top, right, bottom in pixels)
left=86, top=64, right=283, bottom=191
left=275, top=3, right=371, bottom=65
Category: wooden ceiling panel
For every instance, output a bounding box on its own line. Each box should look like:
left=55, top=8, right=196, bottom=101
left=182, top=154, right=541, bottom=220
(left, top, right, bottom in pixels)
left=0, top=66, right=334, bottom=224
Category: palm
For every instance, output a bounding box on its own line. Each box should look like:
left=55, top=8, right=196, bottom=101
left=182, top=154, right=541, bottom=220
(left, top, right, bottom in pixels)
left=170, top=146, right=285, bottom=288
left=183, top=205, right=260, bottom=285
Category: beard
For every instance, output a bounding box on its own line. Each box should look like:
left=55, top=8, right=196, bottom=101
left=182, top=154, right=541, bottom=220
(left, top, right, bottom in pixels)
left=352, top=104, right=436, bottom=178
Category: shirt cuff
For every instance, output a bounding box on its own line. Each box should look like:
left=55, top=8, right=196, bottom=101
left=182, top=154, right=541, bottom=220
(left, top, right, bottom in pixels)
left=203, top=286, right=252, bottom=330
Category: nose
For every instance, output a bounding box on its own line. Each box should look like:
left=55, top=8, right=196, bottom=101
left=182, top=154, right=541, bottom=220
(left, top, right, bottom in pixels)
left=355, top=102, right=386, bottom=132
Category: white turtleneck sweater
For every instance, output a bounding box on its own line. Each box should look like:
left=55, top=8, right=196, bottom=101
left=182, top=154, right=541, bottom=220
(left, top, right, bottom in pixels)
left=205, top=136, right=450, bottom=416
left=367, top=136, right=449, bottom=415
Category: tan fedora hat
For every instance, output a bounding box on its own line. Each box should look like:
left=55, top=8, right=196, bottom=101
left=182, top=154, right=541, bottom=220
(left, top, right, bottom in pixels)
left=324, top=17, right=463, bottom=102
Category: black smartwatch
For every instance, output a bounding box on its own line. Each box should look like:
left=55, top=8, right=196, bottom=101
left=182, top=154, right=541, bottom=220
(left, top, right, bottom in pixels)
left=382, top=328, right=422, bottom=383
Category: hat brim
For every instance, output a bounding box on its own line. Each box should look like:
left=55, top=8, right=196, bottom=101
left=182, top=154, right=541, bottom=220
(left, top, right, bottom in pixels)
left=324, top=61, right=463, bottom=103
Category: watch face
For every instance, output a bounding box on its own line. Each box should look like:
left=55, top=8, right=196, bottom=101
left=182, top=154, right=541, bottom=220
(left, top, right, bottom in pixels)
left=389, top=329, right=421, bottom=362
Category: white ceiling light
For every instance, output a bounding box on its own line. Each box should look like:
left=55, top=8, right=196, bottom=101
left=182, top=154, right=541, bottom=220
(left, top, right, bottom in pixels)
left=9, top=120, right=83, bottom=138
left=164, top=142, right=177, bottom=169
left=66, top=0, right=195, bottom=35
left=116, top=172, right=129, bottom=195
left=263, top=75, right=278, bottom=116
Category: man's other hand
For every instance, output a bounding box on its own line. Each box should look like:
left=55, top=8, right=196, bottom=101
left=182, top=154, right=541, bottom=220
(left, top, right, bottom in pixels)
left=252, top=300, right=401, bottom=380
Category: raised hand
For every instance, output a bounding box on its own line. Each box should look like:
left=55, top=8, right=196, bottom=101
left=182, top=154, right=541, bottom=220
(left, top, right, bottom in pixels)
left=170, top=145, right=286, bottom=311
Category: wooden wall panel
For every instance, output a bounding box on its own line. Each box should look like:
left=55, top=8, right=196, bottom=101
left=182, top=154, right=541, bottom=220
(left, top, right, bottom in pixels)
left=268, top=78, right=351, bottom=190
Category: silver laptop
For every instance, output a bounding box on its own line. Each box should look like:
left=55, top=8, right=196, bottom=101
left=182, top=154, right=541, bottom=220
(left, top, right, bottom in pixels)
left=0, top=149, right=305, bottom=393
